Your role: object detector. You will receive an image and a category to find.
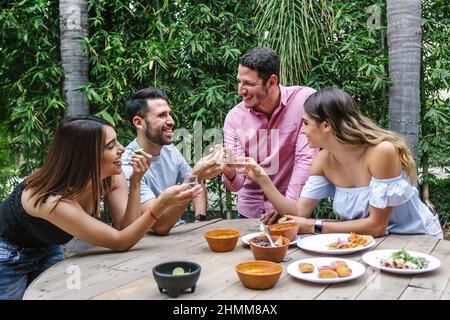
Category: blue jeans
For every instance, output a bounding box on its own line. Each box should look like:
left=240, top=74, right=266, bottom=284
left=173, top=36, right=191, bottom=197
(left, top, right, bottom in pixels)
left=0, top=239, right=63, bottom=300
left=236, top=212, right=249, bottom=219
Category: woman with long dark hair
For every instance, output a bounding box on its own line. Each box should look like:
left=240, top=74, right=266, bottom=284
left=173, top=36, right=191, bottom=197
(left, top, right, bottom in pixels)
left=0, top=116, right=201, bottom=299
left=242, top=87, right=443, bottom=238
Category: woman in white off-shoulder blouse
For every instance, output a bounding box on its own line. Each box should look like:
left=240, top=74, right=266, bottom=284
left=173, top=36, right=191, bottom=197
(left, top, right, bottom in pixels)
left=241, top=87, right=443, bottom=238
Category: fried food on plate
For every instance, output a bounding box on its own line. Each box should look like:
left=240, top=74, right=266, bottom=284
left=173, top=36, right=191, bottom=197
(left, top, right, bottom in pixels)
left=348, top=232, right=374, bottom=245
left=328, top=232, right=374, bottom=250
left=299, top=263, right=314, bottom=273
left=335, top=265, right=352, bottom=277
left=332, top=261, right=348, bottom=268
left=318, top=269, right=338, bottom=278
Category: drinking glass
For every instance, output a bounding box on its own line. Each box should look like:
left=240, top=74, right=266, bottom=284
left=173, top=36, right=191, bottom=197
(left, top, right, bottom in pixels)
left=208, top=144, right=235, bottom=165
left=184, top=174, right=200, bottom=189
left=232, top=156, right=249, bottom=174
left=222, top=147, right=235, bottom=164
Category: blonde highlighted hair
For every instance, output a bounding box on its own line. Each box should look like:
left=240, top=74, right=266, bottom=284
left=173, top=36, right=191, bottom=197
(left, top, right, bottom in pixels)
left=304, top=87, right=418, bottom=185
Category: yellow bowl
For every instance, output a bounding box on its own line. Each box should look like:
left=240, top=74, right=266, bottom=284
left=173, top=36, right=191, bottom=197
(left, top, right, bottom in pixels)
left=235, top=260, right=282, bottom=290
left=204, top=229, right=240, bottom=252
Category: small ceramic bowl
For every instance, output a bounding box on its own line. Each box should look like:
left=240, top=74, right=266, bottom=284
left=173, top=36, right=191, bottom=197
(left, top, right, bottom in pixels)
left=267, top=222, right=300, bottom=242
left=235, top=260, right=282, bottom=290
left=249, top=235, right=290, bottom=263
left=204, top=229, right=240, bottom=252
left=152, top=261, right=201, bottom=298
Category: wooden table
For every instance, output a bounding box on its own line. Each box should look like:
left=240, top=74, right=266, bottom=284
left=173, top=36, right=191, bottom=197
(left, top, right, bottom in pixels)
left=24, top=218, right=450, bottom=300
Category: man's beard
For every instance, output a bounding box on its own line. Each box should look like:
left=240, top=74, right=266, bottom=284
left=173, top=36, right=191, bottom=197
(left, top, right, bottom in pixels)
left=245, top=86, right=270, bottom=110
left=144, top=121, right=172, bottom=146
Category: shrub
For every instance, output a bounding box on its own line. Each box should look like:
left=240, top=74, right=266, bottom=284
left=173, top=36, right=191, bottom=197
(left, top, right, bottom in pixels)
left=428, top=178, right=450, bottom=229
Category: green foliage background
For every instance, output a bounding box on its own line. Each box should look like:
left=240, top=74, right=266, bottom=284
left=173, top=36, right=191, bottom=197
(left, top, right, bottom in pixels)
left=420, top=0, right=450, bottom=176
left=0, top=0, right=448, bottom=224
left=428, top=179, right=450, bottom=229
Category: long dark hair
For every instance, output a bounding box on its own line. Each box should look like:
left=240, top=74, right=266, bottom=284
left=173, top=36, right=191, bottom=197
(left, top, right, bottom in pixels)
left=26, top=115, right=113, bottom=217
left=304, top=87, right=418, bottom=185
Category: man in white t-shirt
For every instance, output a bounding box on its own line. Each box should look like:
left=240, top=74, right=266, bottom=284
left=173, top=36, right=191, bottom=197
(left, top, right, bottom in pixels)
left=122, top=88, right=222, bottom=235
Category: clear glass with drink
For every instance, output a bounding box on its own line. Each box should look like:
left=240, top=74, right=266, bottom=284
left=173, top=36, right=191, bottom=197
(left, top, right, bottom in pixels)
left=208, top=144, right=235, bottom=165
left=184, top=174, right=200, bottom=189
left=232, top=156, right=250, bottom=174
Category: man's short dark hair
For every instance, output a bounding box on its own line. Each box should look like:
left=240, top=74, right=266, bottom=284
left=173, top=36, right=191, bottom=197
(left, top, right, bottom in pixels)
left=125, top=88, right=169, bottom=125
left=239, top=47, right=280, bottom=83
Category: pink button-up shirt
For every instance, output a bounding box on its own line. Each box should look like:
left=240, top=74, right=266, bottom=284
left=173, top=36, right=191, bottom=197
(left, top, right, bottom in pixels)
left=222, top=85, right=319, bottom=218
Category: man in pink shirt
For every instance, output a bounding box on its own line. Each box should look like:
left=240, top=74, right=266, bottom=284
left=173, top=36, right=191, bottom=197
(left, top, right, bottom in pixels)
left=222, top=47, right=319, bottom=219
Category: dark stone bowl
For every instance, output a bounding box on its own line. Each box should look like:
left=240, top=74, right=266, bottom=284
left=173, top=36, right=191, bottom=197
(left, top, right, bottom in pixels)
left=152, top=261, right=201, bottom=298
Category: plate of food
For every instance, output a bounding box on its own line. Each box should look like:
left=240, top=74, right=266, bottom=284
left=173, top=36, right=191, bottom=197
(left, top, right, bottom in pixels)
left=286, top=257, right=366, bottom=284
left=297, top=232, right=376, bottom=255
left=241, top=232, right=301, bottom=246
left=362, top=249, right=441, bottom=274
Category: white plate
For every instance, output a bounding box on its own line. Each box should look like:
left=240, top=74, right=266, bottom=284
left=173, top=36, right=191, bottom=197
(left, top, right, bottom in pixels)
left=297, top=233, right=376, bottom=255
left=240, top=232, right=301, bottom=246
left=362, top=249, right=441, bottom=274
left=286, top=257, right=366, bottom=284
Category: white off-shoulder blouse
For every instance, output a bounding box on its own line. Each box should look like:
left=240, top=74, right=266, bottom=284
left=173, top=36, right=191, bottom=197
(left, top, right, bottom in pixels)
left=300, top=173, right=443, bottom=238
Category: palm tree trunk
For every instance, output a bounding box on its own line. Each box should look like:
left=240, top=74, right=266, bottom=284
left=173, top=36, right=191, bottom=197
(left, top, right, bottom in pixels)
left=387, top=0, right=422, bottom=163
left=420, top=47, right=429, bottom=201
left=60, top=0, right=89, bottom=116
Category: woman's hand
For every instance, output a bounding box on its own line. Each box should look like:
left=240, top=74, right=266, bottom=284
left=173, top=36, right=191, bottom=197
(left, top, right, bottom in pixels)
left=158, top=183, right=203, bottom=209
left=129, top=150, right=152, bottom=181
left=238, top=157, right=268, bottom=182
left=285, top=215, right=315, bottom=234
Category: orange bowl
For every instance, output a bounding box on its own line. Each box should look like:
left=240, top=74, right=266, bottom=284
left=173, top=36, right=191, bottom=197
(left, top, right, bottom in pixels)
left=249, top=235, right=290, bottom=263
left=235, top=260, right=282, bottom=290
left=204, top=229, right=240, bottom=252
left=267, top=222, right=300, bottom=242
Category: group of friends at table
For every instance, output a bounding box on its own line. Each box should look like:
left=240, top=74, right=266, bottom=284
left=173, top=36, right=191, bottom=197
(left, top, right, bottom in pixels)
left=0, top=47, right=443, bottom=299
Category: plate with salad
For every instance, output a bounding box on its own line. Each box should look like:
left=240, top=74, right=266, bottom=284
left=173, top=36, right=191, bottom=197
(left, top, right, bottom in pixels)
left=362, top=249, right=441, bottom=274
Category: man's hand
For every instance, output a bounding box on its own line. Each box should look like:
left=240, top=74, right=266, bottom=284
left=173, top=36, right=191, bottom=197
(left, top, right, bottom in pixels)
left=260, top=209, right=280, bottom=225
left=191, top=152, right=223, bottom=181
left=222, top=163, right=237, bottom=180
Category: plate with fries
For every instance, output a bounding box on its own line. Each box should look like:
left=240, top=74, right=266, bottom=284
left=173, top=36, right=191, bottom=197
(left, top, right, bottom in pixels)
left=297, top=233, right=376, bottom=255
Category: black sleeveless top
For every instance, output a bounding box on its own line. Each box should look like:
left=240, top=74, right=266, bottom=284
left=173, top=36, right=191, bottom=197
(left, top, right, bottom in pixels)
left=0, top=181, right=73, bottom=248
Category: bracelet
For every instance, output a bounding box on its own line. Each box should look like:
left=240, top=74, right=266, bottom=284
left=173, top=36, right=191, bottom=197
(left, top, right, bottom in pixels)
left=150, top=211, right=159, bottom=221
